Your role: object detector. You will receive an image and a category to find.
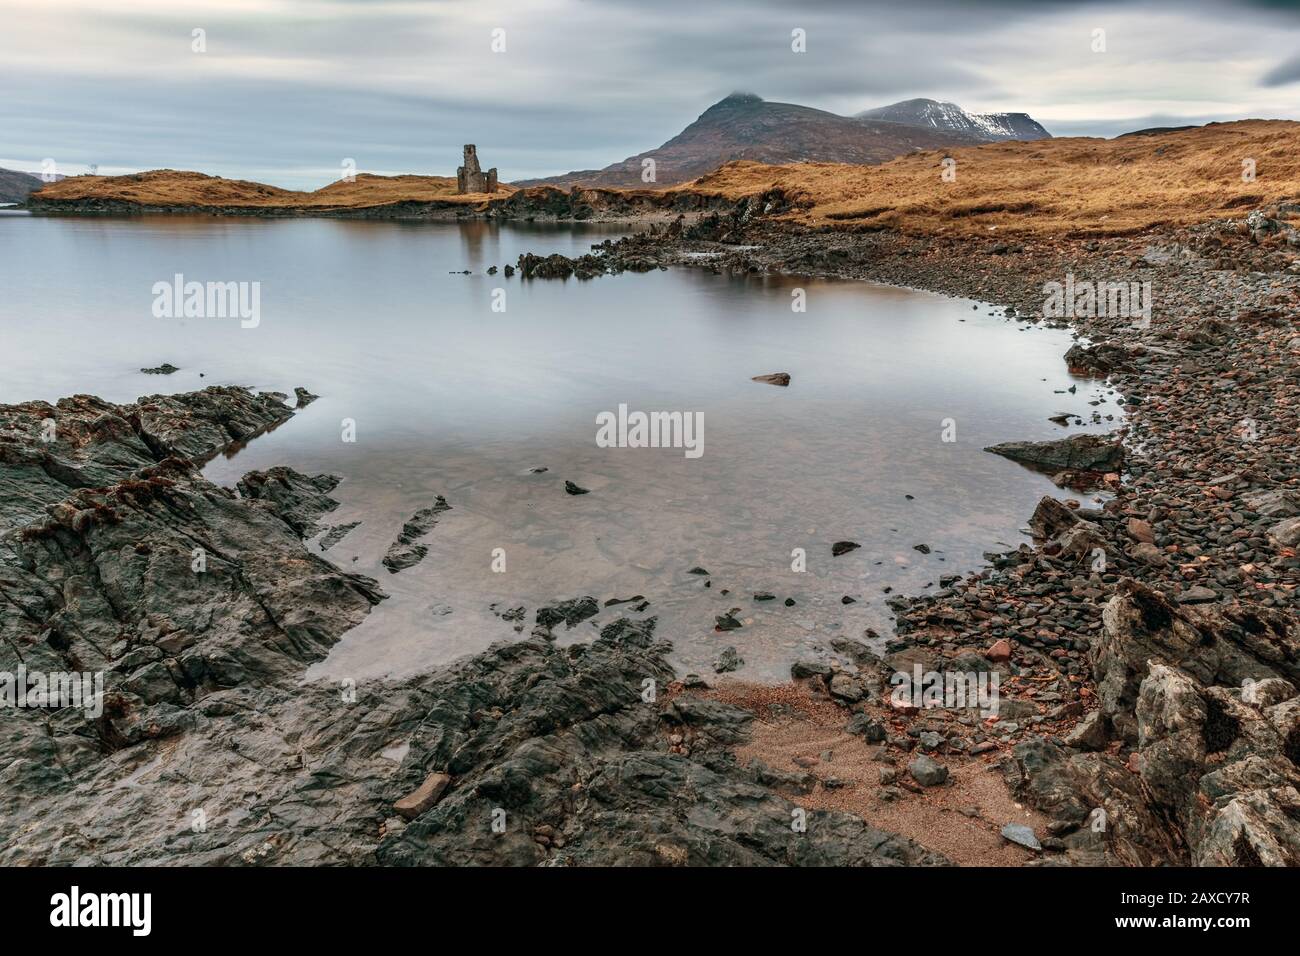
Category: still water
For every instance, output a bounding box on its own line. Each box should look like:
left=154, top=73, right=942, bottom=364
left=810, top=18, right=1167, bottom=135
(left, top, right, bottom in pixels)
left=0, top=212, right=1116, bottom=681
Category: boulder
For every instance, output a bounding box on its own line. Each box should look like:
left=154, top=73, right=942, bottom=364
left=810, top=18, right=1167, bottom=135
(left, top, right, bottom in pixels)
left=985, top=434, right=1124, bottom=473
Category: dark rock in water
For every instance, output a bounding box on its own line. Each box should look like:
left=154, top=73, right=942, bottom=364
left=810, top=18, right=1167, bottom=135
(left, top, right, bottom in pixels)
left=598, top=616, right=657, bottom=646
left=492, top=604, right=527, bottom=632
left=784, top=597, right=796, bottom=606
left=384, top=542, right=428, bottom=572
left=752, top=372, right=791, bottom=386
left=713, top=646, right=744, bottom=673
left=564, top=480, right=590, bottom=495
left=832, top=540, right=861, bottom=556
left=516, top=251, right=614, bottom=280
left=912, top=543, right=931, bottom=554
left=141, top=363, right=179, bottom=375
left=382, top=497, right=451, bottom=573
left=528, top=466, right=548, bottom=474
left=319, top=520, right=361, bottom=551
left=714, top=610, right=743, bottom=631
left=754, top=591, right=776, bottom=601
left=536, top=595, right=599, bottom=630
left=792, top=660, right=832, bottom=679
left=688, top=566, right=710, bottom=575
left=985, top=433, right=1124, bottom=473
left=293, top=386, right=319, bottom=408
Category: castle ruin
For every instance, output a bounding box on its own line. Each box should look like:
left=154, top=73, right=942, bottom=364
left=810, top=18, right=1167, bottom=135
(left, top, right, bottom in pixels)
left=456, top=145, right=498, bottom=194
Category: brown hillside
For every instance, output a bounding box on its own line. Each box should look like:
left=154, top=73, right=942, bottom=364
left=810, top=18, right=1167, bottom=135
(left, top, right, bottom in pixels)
left=32, top=170, right=515, bottom=209
left=677, top=120, right=1300, bottom=236
left=517, top=93, right=988, bottom=189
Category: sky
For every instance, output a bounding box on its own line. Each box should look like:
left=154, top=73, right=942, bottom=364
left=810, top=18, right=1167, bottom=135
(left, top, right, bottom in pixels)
left=2, top=0, right=1299, bottom=190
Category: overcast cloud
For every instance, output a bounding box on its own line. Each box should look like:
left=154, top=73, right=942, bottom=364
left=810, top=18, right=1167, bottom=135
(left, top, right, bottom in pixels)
left=2, top=0, right=1298, bottom=189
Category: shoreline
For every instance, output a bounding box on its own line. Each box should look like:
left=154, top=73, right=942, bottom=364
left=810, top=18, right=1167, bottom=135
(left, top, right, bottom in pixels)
left=2, top=207, right=1297, bottom=866
left=502, top=206, right=1300, bottom=864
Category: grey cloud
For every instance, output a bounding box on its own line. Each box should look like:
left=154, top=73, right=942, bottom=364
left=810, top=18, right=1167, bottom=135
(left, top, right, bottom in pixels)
left=1262, top=53, right=1300, bottom=85
left=2, top=0, right=1299, bottom=188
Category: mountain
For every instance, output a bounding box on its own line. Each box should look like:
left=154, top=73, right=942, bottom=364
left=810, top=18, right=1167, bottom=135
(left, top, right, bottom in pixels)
left=516, top=93, right=987, bottom=188
left=855, top=98, right=1051, bottom=142
left=0, top=167, right=46, bottom=203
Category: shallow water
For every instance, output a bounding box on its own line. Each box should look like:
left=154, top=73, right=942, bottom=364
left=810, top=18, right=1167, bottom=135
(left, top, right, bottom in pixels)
left=1, top=213, right=1118, bottom=681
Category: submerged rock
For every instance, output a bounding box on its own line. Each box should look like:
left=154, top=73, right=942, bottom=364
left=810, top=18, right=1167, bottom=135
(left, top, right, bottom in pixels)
left=535, top=595, right=599, bottom=631
left=713, top=646, right=744, bottom=673
left=382, top=498, right=451, bottom=573
left=319, top=520, right=361, bottom=551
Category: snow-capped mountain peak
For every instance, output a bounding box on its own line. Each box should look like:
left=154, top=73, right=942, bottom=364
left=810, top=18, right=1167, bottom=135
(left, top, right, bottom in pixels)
left=855, top=98, right=1051, bottom=142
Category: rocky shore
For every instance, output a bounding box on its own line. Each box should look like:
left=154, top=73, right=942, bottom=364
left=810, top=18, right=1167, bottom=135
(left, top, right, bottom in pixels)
left=499, top=199, right=1300, bottom=865
left=4, top=194, right=1297, bottom=866
left=22, top=182, right=737, bottom=223
left=0, top=386, right=941, bottom=865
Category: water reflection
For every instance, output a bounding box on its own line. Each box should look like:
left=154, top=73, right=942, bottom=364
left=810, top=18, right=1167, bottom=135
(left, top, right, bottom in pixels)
left=1, top=215, right=1117, bottom=681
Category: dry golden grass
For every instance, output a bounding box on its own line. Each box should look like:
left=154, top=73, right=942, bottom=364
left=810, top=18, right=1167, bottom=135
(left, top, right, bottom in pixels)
left=676, top=119, right=1300, bottom=236
left=31, top=121, right=1300, bottom=236
left=34, top=170, right=515, bottom=209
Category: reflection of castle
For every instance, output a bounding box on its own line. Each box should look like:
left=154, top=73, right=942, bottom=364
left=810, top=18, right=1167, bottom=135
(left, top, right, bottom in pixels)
left=456, top=145, right=499, bottom=194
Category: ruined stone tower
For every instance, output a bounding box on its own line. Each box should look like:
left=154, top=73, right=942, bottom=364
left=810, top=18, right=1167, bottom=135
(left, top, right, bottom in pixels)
left=456, top=145, right=498, bottom=194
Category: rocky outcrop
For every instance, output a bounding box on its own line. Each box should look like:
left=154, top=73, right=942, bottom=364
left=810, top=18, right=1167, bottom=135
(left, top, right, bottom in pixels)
left=1005, top=579, right=1300, bottom=866
left=985, top=433, right=1124, bottom=474
left=382, top=498, right=451, bottom=573
left=1093, top=579, right=1300, bottom=743
left=0, top=387, right=944, bottom=866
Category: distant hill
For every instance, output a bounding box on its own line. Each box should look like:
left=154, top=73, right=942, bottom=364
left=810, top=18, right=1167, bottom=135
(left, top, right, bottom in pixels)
left=0, top=167, right=46, bottom=203
left=516, top=93, right=987, bottom=189
left=683, top=119, right=1298, bottom=237
left=855, top=98, right=1050, bottom=142
left=28, top=169, right=516, bottom=211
